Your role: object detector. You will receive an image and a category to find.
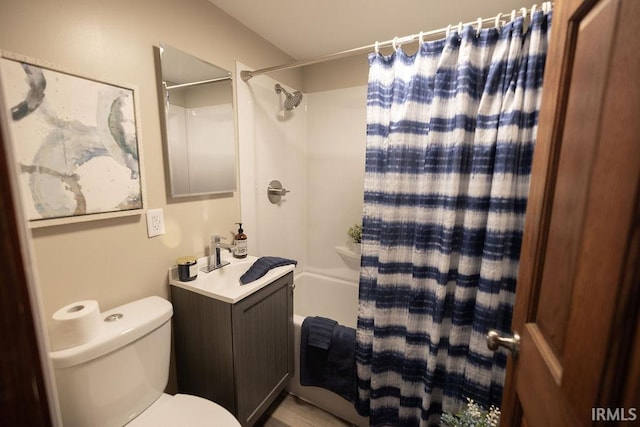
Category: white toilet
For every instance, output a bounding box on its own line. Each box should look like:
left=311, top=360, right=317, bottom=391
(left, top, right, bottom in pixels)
left=49, top=296, right=241, bottom=427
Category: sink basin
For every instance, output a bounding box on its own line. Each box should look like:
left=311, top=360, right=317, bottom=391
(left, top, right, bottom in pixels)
left=202, top=260, right=254, bottom=287
left=169, top=254, right=295, bottom=304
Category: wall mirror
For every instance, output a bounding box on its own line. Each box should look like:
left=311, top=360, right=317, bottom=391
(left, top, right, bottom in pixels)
left=156, top=44, right=236, bottom=197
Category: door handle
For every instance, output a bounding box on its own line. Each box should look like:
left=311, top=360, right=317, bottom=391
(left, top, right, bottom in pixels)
left=486, top=330, right=520, bottom=357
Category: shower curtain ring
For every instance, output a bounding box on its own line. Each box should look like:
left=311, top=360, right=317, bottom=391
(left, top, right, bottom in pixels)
left=446, top=24, right=452, bottom=37
left=392, top=36, right=400, bottom=51
left=374, top=41, right=380, bottom=55
left=476, top=18, right=482, bottom=36
left=495, top=13, right=503, bottom=29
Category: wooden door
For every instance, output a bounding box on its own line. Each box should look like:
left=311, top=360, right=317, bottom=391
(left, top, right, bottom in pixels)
left=0, top=76, right=54, bottom=425
left=500, top=0, right=640, bottom=425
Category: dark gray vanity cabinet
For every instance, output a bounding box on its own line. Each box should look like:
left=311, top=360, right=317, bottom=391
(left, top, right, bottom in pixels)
left=170, top=272, right=294, bottom=427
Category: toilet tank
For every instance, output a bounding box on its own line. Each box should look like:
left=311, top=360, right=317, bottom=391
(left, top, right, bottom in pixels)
left=49, top=296, right=173, bottom=427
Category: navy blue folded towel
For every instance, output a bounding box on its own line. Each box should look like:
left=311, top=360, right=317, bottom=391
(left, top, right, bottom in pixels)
left=300, top=316, right=357, bottom=402
left=239, top=256, right=297, bottom=285
left=307, top=317, right=337, bottom=350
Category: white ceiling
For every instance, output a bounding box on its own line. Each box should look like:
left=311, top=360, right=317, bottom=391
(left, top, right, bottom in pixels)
left=208, top=0, right=540, bottom=60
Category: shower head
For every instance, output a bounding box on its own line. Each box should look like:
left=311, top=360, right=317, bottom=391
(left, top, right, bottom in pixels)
left=275, top=83, right=303, bottom=111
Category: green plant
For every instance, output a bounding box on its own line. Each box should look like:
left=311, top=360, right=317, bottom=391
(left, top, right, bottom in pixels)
left=441, top=398, right=501, bottom=427
left=347, top=223, right=362, bottom=243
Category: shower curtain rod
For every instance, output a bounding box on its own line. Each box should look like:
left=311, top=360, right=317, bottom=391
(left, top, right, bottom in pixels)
left=240, top=2, right=552, bottom=82
left=165, top=75, right=231, bottom=90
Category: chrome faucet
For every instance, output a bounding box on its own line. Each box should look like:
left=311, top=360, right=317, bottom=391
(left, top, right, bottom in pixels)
left=201, top=235, right=235, bottom=273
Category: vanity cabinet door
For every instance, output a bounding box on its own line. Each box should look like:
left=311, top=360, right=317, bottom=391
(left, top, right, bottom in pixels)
left=232, top=272, right=293, bottom=426
left=171, top=286, right=236, bottom=413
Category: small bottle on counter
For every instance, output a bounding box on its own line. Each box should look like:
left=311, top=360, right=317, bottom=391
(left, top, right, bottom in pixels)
left=233, top=222, right=248, bottom=258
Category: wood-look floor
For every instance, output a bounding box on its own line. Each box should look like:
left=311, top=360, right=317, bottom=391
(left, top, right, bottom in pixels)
left=257, top=393, right=354, bottom=427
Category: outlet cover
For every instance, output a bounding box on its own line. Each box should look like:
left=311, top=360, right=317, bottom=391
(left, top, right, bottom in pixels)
left=146, top=208, right=165, bottom=237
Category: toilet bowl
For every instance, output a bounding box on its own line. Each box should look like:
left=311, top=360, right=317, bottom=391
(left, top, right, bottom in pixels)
left=127, top=393, right=240, bottom=426
left=49, top=296, right=241, bottom=427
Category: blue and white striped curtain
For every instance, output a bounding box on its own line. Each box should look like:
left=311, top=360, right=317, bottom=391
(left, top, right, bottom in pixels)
left=355, top=9, right=551, bottom=426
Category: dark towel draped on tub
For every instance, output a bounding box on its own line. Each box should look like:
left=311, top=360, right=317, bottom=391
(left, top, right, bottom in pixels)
left=239, top=256, right=297, bottom=284
left=300, top=316, right=357, bottom=402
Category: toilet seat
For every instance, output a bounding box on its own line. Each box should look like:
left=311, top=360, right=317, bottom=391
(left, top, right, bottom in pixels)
left=127, top=393, right=241, bottom=427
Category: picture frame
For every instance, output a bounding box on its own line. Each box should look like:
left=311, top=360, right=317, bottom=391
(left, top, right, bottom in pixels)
left=0, top=50, right=146, bottom=228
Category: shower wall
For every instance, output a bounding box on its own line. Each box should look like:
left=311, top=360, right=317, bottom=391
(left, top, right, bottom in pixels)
left=306, top=86, right=367, bottom=282
left=236, top=63, right=308, bottom=269
left=236, top=62, right=367, bottom=282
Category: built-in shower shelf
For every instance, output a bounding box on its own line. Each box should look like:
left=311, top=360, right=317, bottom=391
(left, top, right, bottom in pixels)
left=335, top=245, right=361, bottom=260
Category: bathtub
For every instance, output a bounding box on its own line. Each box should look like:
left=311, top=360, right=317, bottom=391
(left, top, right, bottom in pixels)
left=288, top=272, right=369, bottom=427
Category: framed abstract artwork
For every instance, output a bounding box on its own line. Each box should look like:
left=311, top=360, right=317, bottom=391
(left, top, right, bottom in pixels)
left=0, top=50, right=146, bottom=227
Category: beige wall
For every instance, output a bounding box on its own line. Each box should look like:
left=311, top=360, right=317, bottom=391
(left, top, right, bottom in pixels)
left=301, top=42, right=420, bottom=93
left=303, top=54, right=369, bottom=93
left=0, top=0, right=301, bottom=328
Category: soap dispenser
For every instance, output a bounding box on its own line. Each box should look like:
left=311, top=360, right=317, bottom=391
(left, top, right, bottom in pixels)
left=233, top=222, right=248, bottom=258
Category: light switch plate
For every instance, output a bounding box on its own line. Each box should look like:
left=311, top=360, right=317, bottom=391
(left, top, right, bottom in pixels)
left=146, top=208, right=165, bottom=237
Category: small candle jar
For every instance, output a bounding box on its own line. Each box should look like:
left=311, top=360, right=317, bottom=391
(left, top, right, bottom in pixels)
left=176, top=256, right=198, bottom=281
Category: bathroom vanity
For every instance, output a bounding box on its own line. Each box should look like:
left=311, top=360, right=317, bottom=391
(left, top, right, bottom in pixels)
left=169, top=257, right=294, bottom=427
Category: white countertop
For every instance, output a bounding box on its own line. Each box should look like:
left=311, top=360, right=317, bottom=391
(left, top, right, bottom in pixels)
left=168, top=253, right=295, bottom=304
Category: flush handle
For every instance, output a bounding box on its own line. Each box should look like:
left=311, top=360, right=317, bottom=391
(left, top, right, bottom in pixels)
left=486, top=330, right=520, bottom=357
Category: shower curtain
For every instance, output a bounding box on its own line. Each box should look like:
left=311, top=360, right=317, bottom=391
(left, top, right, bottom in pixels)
left=355, top=9, right=551, bottom=426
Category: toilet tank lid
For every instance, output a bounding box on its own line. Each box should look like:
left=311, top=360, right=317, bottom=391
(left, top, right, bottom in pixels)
left=50, top=296, right=173, bottom=369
